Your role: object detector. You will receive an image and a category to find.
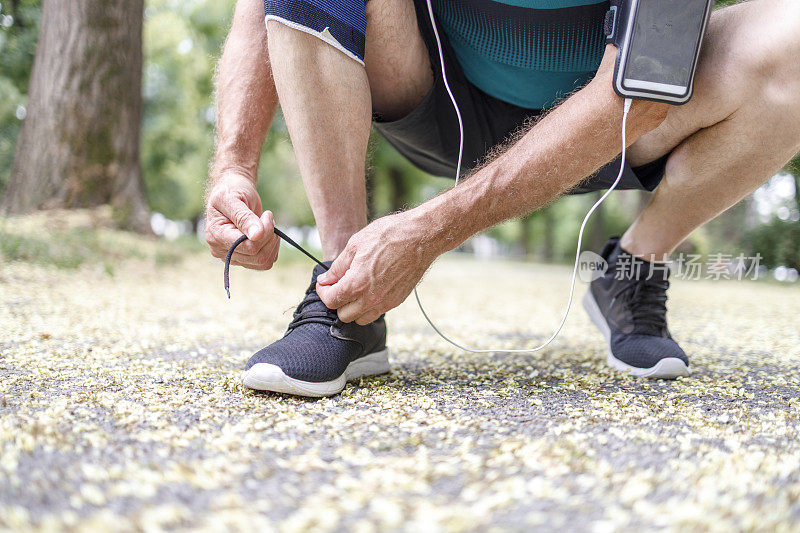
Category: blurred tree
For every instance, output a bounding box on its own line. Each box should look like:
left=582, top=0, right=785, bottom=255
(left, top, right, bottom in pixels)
left=541, top=208, right=555, bottom=260
left=0, top=0, right=41, bottom=195
left=1, top=0, right=150, bottom=231
left=368, top=134, right=445, bottom=217
left=256, top=127, right=317, bottom=228
left=0, top=0, right=798, bottom=267
left=787, top=155, right=800, bottom=213
left=747, top=218, right=800, bottom=270
left=141, top=0, right=234, bottom=225
left=140, top=0, right=316, bottom=229
left=519, top=214, right=533, bottom=256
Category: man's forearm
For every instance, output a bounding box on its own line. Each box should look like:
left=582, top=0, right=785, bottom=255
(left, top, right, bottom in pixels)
left=412, top=49, right=669, bottom=255
left=211, top=0, right=278, bottom=185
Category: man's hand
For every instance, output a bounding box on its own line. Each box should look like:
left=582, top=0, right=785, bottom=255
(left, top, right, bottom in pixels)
left=205, top=172, right=280, bottom=270
left=316, top=212, right=439, bottom=325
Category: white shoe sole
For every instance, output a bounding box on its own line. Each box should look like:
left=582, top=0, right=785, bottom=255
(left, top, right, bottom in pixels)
left=240, top=349, right=390, bottom=397
left=582, top=290, right=689, bottom=379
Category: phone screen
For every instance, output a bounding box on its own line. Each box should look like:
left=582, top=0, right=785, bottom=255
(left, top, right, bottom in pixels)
left=623, top=0, right=708, bottom=93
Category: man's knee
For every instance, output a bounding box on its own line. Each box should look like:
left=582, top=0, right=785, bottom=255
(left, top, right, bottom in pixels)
left=264, top=0, right=368, bottom=64
left=756, top=4, right=800, bottom=109
left=362, top=0, right=432, bottom=120
left=734, top=1, right=800, bottom=159
left=694, top=0, right=800, bottom=116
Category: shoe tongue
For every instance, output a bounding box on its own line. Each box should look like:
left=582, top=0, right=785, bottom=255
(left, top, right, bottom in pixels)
left=600, top=236, right=621, bottom=261
left=299, top=260, right=334, bottom=313
left=309, top=260, right=334, bottom=285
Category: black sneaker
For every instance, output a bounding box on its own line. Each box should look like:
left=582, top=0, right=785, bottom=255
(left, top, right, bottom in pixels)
left=241, top=262, right=390, bottom=397
left=582, top=237, right=689, bottom=379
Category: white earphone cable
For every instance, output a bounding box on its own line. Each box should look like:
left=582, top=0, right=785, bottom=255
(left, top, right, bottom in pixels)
left=415, top=0, right=633, bottom=354
left=425, top=0, right=465, bottom=185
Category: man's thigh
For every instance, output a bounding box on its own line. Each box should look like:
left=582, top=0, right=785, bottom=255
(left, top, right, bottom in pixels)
left=627, top=0, right=800, bottom=167
left=364, top=0, right=434, bottom=121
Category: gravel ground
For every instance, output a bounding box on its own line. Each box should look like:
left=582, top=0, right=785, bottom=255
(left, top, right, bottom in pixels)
left=2, top=245, right=800, bottom=532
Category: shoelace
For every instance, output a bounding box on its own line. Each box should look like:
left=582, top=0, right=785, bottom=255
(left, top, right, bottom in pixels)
left=287, top=290, right=338, bottom=329
left=224, top=228, right=328, bottom=298
left=611, top=276, right=670, bottom=336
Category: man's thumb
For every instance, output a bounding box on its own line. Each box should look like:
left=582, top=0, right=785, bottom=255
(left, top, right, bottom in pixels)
left=238, top=209, right=264, bottom=241
left=224, top=195, right=265, bottom=241
left=318, top=248, right=353, bottom=285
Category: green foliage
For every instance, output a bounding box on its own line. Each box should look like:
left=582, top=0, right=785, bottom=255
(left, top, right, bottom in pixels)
left=0, top=0, right=798, bottom=272
left=0, top=0, right=40, bottom=194
left=142, top=0, right=236, bottom=221
left=0, top=0, right=39, bottom=92
left=254, top=118, right=316, bottom=227
left=747, top=218, right=800, bottom=270
left=142, top=0, right=313, bottom=226
left=0, top=77, right=23, bottom=194
left=368, top=134, right=448, bottom=216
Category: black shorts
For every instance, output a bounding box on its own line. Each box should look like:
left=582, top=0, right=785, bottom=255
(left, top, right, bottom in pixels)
left=372, top=0, right=668, bottom=194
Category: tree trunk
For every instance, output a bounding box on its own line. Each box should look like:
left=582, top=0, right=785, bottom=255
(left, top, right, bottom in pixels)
left=784, top=155, right=800, bottom=215
left=794, top=172, right=800, bottom=215
left=365, top=166, right=376, bottom=221
left=388, top=167, right=408, bottom=213
left=541, top=207, right=555, bottom=261
left=1, top=0, right=150, bottom=232
left=519, top=214, right=532, bottom=257
left=9, top=0, right=23, bottom=28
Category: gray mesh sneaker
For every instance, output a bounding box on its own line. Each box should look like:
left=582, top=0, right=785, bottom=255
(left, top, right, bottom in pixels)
left=583, top=237, right=690, bottom=379
left=241, top=262, right=390, bottom=397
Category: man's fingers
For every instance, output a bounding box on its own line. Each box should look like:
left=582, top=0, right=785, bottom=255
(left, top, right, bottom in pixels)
left=261, top=210, right=276, bottom=235
left=204, top=176, right=286, bottom=271
left=316, top=245, right=357, bottom=308
left=318, top=246, right=355, bottom=286
left=211, top=224, right=266, bottom=256
left=218, top=195, right=264, bottom=241
left=222, top=250, right=277, bottom=270
left=208, top=207, right=279, bottom=257
left=210, top=231, right=280, bottom=268
left=268, top=237, right=280, bottom=264
left=317, top=268, right=358, bottom=310
left=337, top=297, right=369, bottom=323
left=355, top=310, right=381, bottom=326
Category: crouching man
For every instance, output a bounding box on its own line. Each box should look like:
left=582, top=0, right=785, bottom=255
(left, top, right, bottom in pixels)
left=205, top=0, right=800, bottom=396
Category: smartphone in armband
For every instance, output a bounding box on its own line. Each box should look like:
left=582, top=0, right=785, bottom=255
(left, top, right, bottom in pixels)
left=605, top=0, right=714, bottom=105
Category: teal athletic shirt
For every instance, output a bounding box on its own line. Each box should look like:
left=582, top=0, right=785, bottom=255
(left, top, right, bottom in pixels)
left=432, top=0, right=609, bottom=109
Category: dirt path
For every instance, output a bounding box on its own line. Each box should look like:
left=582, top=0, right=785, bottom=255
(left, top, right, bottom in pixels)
left=2, top=254, right=799, bottom=531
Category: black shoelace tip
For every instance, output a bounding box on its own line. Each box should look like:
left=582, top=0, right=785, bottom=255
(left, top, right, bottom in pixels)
left=223, top=228, right=328, bottom=299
